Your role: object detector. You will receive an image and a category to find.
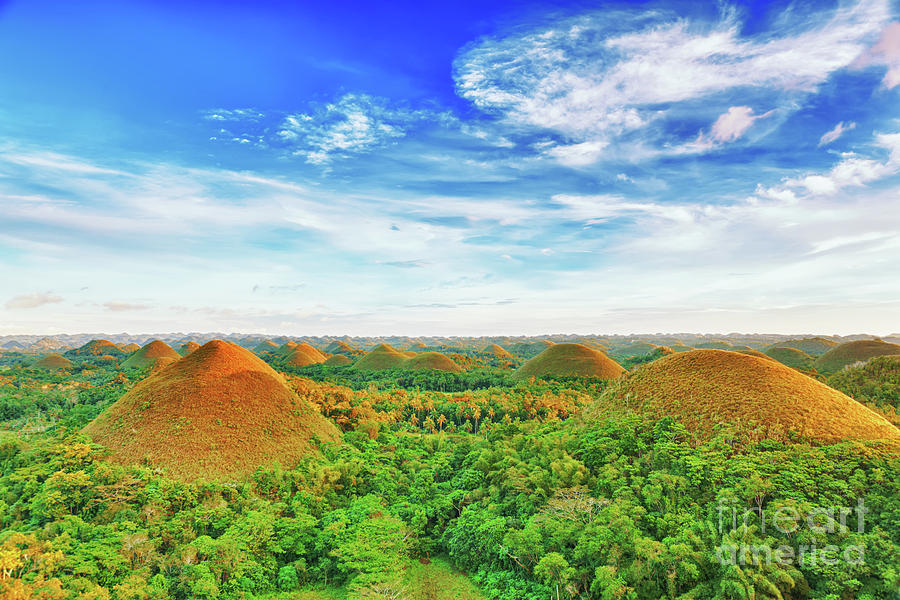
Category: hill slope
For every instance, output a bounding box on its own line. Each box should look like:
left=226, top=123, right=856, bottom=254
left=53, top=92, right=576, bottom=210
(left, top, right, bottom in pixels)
left=764, top=346, right=814, bottom=370
left=764, top=337, right=837, bottom=356
left=814, top=340, right=900, bottom=373
left=83, top=340, right=340, bottom=481
left=598, top=349, right=900, bottom=445
left=402, top=352, right=462, bottom=372
left=67, top=339, right=124, bottom=357
left=32, top=353, right=73, bottom=370
left=121, top=341, right=181, bottom=370
left=284, top=343, right=327, bottom=367
left=352, top=344, right=409, bottom=370
left=514, top=343, right=624, bottom=381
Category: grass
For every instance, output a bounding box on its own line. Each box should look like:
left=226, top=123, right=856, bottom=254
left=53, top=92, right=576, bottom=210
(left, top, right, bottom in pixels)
left=481, top=344, right=513, bottom=358
left=323, top=354, right=352, bottom=366
left=253, top=340, right=280, bottom=353
left=67, top=339, right=124, bottom=356
left=403, top=352, right=462, bottom=372
left=83, top=340, right=340, bottom=481
left=764, top=337, right=838, bottom=356
left=352, top=344, right=408, bottom=370
left=179, top=341, right=201, bottom=356
left=121, top=340, right=181, bottom=370
left=814, top=339, right=900, bottom=374
left=31, top=353, right=73, bottom=370
left=764, top=346, right=814, bottom=370
left=514, top=343, right=624, bottom=381
left=597, top=349, right=900, bottom=445
left=284, top=344, right=327, bottom=367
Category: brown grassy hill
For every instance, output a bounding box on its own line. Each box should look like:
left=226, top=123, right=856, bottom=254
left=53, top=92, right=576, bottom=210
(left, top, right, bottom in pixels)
left=67, top=339, right=124, bottom=356
left=734, top=349, right=779, bottom=363
left=765, top=337, right=838, bottom=356
left=252, top=340, right=279, bottom=354
left=352, top=344, right=408, bottom=370
left=323, top=354, right=353, bottom=366
left=597, top=349, right=900, bottom=445
left=609, top=342, right=659, bottom=360
left=514, top=343, right=624, bottom=381
left=764, top=346, right=814, bottom=370
left=277, top=341, right=299, bottom=355
left=121, top=343, right=141, bottom=353
left=83, top=340, right=340, bottom=481
left=508, top=340, right=555, bottom=358
left=402, top=352, right=462, bottom=372
left=325, top=340, right=361, bottom=355
left=481, top=344, right=513, bottom=359
left=179, top=341, right=201, bottom=356
left=284, top=343, right=327, bottom=367
left=814, top=340, right=900, bottom=374
left=121, top=341, right=181, bottom=370
left=32, top=353, right=73, bottom=370
left=695, top=340, right=734, bottom=350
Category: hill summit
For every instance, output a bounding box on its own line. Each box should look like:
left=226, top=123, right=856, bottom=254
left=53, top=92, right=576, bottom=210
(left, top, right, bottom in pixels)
left=814, top=340, right=900, bottom=373
left=83, top=340, right=340, bottom=481
left=514, top=343, right=624, bottom=381
left=598, top=349, right=900, bottom=445
left=121, top=340, right=181, bottom=370
left=32, top=353, right=73, bottom=370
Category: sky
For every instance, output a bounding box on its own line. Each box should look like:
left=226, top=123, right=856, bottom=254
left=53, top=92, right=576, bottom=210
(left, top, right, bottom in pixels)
left=1, top=0, right=899, bottom=336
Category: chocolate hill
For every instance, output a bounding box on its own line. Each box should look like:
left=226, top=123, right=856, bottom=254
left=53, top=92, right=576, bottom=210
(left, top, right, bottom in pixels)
left=323, top=354, right=353, bottom=366
left=179, top=341, right=201, bottom=356
left=83, top=340, right=340, bottom=481
left=402, top=352, right=462, bottom=372
left=764, top=346, right=814, bottom=370
left=67, top=339, right=124, bottom=356
left=764, top=337, right=838, bottom=356
left=352, top=344, right=408, bottom=370
left=481, top=344, right=513, bottom=359
left=252, top=340, right=279, bottom=353
left=814, top=340, right=900, bottom=374
left=325, top=340, right=362, bottom=355
left=598, top=349, right=900, bottom=445
left=277, top=341, right=299, bottom=355
left=284, top=343, right=327, bottom=367
left=121, top=341, right=181, bottom=370
left=32, top=353, right=73, bottom=370
left=514, top=343, right=624, bottom=381
left=121, top=343, right=141, bottom=353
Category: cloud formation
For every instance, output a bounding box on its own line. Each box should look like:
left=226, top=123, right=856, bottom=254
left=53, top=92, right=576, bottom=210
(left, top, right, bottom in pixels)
left=855, top=21, right=900, bottom=88
left=819, top=121, right=857, bottom=146
left=454, top=1, right=890, bottom=163
left=6, top=292, right=63, bottom=309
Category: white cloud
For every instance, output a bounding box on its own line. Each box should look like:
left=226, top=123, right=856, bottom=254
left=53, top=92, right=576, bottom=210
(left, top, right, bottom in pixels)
left=6, top=292, right=63, bottom=309
left=854, top=21, right=900, bottom=88
left=708, top=106, right=773, bottom=143
left=770, top=132, right=900, bottom=196
left=276, top=94, right=432, bottom=165
left=819, top=121, right=857, bottom=146
left=454, top=1, right=890, bottom=164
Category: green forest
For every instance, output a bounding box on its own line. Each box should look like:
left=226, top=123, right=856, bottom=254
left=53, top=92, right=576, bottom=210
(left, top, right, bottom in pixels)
left=1, top=353, right=899, bottom=600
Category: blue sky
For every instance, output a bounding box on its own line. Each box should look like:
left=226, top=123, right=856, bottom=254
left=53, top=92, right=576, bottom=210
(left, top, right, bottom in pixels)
left=1, top=0, right=899, bottom=336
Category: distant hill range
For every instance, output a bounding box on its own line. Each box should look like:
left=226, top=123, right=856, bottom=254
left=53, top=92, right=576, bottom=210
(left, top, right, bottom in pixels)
left=0, top=331, right=894, bottom=356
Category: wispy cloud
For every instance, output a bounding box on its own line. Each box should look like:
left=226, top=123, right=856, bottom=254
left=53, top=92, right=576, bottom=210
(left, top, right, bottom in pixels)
left=6, top=292, right=63, bottom=309
left=103, top=302, right=150, bottom=312
left=819, top=121, right=857, bottom=146
left=454, top=1, right=890, bottom=164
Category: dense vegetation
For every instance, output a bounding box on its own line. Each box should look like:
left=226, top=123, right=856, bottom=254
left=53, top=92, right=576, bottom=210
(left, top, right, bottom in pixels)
left=1, top=358, right=899, bottom=600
